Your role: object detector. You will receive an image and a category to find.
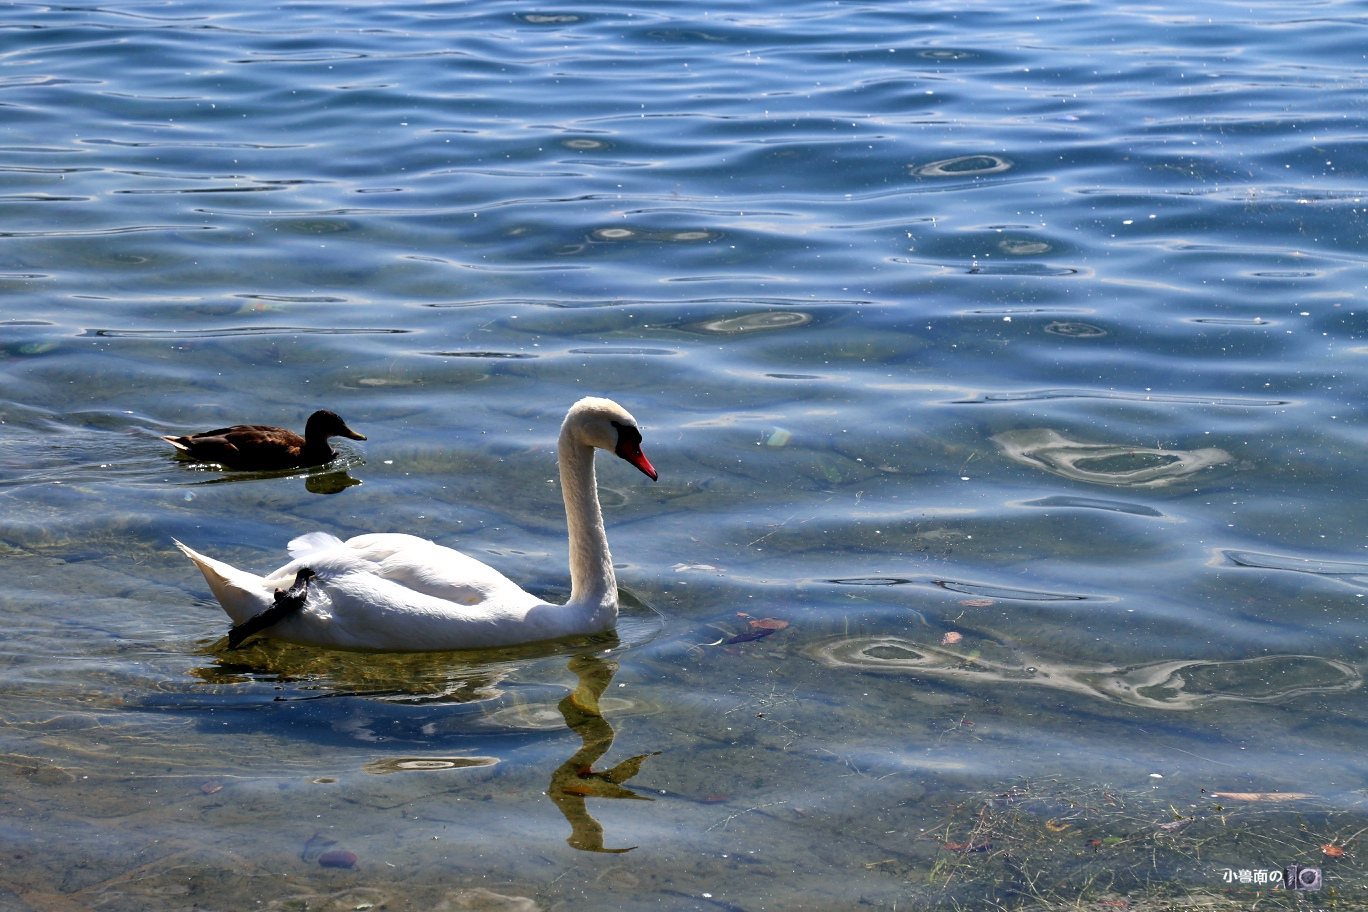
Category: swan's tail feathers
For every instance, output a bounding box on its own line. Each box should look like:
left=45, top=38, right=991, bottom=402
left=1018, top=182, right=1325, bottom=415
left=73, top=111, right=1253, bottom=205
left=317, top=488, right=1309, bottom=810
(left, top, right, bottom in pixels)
left=227, top=568, right=316, bottom=649
left=288, top=531, right=346, bottom=559
left=174, top=539, right=273, bottom=625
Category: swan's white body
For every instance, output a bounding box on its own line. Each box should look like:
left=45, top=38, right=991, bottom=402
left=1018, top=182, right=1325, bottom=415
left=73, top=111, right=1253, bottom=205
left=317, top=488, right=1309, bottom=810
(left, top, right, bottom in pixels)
left=176, top=398, right=657, bottom=651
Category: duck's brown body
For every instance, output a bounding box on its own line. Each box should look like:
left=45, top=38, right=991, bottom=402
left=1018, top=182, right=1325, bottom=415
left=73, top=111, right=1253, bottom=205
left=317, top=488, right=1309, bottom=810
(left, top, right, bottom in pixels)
left=162, top=409, right=365, bottom=470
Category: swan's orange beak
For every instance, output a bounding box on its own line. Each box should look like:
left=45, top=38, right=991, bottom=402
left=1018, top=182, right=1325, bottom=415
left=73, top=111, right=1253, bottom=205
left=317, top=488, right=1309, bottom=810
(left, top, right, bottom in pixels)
left=612, top=422, right=658, bottom=480
left=619, top=445, right=657, bottom=481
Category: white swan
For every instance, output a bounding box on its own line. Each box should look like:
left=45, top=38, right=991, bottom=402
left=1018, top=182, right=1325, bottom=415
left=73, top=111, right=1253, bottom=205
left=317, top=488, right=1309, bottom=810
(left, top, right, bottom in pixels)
left=176, top=397, right=657, bottom=651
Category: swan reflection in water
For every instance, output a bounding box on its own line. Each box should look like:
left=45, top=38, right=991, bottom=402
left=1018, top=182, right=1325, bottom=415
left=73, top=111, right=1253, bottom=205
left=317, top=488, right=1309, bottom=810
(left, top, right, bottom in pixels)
left=545, top=654, right=659, bottom=853
left=191, top=647, right=659, bottom=853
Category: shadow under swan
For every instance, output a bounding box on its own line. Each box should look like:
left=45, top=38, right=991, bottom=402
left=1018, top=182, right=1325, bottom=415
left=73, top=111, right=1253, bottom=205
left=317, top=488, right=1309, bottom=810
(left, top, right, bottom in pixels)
left=192, top=590, right=664, bottom=704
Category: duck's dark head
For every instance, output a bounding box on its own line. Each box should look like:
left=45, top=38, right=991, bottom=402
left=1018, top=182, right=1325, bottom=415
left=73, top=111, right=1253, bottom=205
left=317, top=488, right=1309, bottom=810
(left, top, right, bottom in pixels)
left=306, top=410, right=367, bottom=441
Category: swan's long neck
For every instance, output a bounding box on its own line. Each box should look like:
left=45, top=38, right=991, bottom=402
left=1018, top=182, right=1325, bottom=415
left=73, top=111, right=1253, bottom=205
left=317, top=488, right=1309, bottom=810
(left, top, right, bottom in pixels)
left=559, top=427, right=616, bottom=610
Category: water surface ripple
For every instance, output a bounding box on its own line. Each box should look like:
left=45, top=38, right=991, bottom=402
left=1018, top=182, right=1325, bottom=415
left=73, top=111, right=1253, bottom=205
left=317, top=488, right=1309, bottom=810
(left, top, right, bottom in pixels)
left=2, top=0, right=1368, bottom=907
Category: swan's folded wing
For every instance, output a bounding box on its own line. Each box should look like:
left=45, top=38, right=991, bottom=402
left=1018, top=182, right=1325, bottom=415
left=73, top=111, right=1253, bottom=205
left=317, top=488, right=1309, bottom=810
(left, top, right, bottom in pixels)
left=342, top=533, right=530, bottom=605
left=277, top=568, right=543, bottom=651
left=288, top=531, right=346, bottom=559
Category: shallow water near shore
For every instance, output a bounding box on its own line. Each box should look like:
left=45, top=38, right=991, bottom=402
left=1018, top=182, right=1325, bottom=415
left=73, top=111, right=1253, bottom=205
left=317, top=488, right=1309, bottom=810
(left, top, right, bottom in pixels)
left=3, top=0, right=1368, bottom=908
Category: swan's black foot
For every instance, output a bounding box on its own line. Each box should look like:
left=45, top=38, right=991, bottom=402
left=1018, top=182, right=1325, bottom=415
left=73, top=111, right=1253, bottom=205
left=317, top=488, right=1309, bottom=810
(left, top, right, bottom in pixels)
left=227, top=568, right=317, bottom=649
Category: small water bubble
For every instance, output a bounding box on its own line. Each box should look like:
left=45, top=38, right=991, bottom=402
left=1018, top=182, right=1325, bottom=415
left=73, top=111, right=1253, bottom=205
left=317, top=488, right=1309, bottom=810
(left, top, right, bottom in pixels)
left=1044, top=321, right=1107, bottom=338
left=917, top=48, right=976, bottom=60
left=694, top=311, right=812, bottom=334
left=518, top=12, right=580, bottom=23
left=913, top=155, right=1012, bottom=177
left=999, top=239, right=1051, bottom=255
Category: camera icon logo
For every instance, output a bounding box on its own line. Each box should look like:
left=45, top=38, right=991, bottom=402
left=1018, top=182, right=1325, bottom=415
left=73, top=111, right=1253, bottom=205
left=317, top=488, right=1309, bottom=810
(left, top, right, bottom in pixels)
left=1284, top=864, right=1322, bottom=891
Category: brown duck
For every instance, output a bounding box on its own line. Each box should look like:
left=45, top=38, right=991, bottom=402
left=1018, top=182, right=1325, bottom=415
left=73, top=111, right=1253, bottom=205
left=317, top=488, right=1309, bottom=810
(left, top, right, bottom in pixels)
left=162, top=409, right=366, bottom=470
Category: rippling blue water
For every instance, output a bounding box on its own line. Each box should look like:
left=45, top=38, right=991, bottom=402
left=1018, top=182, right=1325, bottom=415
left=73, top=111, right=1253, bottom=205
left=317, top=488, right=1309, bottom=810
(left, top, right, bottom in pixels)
left=3, top=0, right=1368, bottom=908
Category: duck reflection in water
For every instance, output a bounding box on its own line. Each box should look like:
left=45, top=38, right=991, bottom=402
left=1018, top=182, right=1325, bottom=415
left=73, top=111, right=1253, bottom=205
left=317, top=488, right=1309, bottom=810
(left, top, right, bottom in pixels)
left=547, top=654, right=659, bottom=853
left=177, top=465, right=362, bottom=495
left=304, top=468, right=362, bottom=495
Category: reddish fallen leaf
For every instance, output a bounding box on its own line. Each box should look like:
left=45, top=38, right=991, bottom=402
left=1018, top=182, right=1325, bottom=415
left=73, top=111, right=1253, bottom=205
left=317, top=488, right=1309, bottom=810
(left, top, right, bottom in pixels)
left=941, top=631, right=963, bottom=645
left=943, top=841, right=991, bottom=853
left=726, top=628, right=775, bottom=644
left=959, top=599, right=994, bottom=607
left=749, top=617, right=789, bottom=630
left=318, top=850, right=357, bottom=869
left=1323, top=845, right=1348, bottom=858
left=301, top=833, right=337, bottom=859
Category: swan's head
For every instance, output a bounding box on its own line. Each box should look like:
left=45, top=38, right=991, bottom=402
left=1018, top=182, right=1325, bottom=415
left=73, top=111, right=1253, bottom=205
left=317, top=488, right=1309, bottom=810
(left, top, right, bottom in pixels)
left=565, top=397, right=658, bottom=481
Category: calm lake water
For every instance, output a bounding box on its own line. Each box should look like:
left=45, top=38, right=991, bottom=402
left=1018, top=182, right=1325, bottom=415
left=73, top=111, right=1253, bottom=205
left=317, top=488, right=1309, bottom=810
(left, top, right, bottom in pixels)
left=2, top=0, right=1367, bottom=908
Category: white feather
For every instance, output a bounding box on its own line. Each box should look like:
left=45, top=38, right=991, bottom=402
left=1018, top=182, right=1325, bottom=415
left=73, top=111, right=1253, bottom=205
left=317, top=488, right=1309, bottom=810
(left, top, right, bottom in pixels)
left=288, top=531, right=346, bottom=559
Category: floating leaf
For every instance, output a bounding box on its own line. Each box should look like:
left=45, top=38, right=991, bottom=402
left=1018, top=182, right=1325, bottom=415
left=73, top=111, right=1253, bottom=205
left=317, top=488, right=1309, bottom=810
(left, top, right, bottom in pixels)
left=1045, top=820, right=1071, bottom=833
left=765, top=428, right=792, bottom=447
left=1211, top=792, right=1314, bottom=802
left=941, top=631, right=963, bottom=645
left=199, top=781, right=223, bottom=795
left=749, top=617, right=789, bottom=630
left=1323, top=845, right=1347, bottom=858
